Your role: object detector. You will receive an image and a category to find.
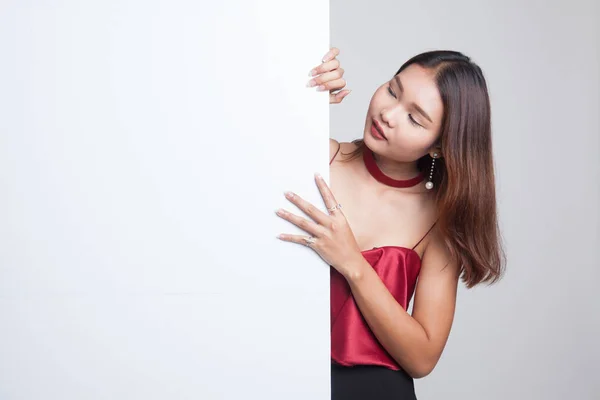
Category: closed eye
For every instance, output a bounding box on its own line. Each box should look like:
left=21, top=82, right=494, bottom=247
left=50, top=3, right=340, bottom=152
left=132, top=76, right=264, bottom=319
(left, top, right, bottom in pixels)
left=387, top=85, right=422, bottom=128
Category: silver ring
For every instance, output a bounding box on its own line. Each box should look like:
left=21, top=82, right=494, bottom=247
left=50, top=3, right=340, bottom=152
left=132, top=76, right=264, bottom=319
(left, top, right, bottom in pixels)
left=327, top=203, right=342, bottom=213
left=304, top=236, right=317, bottom=246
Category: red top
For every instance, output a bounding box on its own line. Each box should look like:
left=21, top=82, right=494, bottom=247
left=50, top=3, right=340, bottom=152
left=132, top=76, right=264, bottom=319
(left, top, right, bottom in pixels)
left=330, top=246, right=421, bottom=370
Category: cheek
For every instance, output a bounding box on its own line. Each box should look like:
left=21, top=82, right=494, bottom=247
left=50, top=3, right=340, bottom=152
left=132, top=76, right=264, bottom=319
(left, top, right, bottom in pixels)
left=392, top=123, right=436, bottom=155
left=370, top=88, right=387, bottom=106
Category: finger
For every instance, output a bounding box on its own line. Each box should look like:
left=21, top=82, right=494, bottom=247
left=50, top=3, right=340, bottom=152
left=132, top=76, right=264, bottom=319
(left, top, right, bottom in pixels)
left=276, top=208, right=326, bottom=236
left=309, top=58, right=340, bottom=77
left=322, top=47, right=340, bottom=63
left=277, top=233, right=318, bottom=248
left=316, top=79, right=347, bottom=93
left=283, top=191, right=330, bottom=226
left=309, top=70, right=345, bottom=88
left=325, top=77, right=347, bottom=92
left=314, top=174, right=342, bottom=215
left=330, top=89, right=351, bottom=104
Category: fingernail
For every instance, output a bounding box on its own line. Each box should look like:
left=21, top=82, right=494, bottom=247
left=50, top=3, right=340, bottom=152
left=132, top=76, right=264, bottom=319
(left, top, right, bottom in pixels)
left=316, top=85, right=326, bottom=91
left=322, top=52, right=331, bottom=62
left=309, top=69, right=317, bottom=77
left=306, top=80, right=316, bottom=87
left=315, top=172, right=322, bottom=180
left=284, top=191, right=294, bottom=199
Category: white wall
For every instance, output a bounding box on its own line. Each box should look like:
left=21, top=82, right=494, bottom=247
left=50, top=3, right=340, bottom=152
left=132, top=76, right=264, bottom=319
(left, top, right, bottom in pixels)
left=331, top=0, right=599, bottom=398
left=0, top=1, right=331, bottom=399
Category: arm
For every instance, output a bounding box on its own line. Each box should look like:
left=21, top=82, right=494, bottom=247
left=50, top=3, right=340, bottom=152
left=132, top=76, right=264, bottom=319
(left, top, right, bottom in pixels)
left=345, top=232, right=460, bottom=378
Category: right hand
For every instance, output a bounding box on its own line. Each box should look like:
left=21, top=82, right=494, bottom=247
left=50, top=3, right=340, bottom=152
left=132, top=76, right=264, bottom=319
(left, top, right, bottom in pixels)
left=307, top=47, right=351, bottom=104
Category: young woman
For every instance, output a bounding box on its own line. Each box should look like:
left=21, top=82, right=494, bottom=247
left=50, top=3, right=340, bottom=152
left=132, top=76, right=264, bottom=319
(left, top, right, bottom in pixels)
left=276, top=48, right=506, bottom=399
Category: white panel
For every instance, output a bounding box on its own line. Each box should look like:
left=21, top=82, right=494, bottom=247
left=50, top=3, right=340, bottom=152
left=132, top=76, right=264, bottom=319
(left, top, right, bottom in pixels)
left=0, top=1, right=330, bottom=399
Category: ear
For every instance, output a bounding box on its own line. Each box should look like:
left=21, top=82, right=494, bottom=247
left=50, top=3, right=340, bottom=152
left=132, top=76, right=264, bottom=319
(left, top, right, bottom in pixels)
left=428, top=146, right=443, bottom=159
left=428, top=139, right=443, bottom=158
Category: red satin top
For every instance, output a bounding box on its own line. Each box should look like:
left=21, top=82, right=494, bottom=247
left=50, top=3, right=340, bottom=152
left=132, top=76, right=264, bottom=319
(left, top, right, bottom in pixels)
left=330, top=246, right=421, bottom=371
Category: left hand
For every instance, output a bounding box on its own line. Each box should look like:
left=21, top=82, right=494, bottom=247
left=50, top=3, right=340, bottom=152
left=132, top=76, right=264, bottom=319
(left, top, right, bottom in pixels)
left=276, top=173, right=364, bottom=278
left=307, top=47, right=351, bottom=104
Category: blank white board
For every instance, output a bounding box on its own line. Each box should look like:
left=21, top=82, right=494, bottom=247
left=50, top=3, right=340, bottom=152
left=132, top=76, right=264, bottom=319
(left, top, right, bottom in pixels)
left=0, top=1, right=330, bottom=399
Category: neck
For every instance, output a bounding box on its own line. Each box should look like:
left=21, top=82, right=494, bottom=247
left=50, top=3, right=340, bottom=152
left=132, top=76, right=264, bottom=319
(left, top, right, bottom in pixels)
left=371, top=152, right=421, bottom=180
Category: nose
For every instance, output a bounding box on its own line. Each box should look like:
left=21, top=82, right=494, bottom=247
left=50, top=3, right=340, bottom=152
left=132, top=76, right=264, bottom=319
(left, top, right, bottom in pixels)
left=380, top=108, right=394, bottom=128
left=380, top=103, right=403, bottom=128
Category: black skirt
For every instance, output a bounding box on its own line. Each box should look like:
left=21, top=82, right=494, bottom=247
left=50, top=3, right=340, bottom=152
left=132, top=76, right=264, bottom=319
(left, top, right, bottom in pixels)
left=331, top=363, right=417, bottom=400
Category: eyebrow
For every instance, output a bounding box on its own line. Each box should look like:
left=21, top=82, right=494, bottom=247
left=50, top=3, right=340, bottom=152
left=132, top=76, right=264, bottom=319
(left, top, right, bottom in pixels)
left=394, top=75, right=434, bottom=124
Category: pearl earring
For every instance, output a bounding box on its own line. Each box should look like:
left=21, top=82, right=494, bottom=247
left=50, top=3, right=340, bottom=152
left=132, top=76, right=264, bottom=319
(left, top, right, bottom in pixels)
left=425, top=153, right=438, bottom=190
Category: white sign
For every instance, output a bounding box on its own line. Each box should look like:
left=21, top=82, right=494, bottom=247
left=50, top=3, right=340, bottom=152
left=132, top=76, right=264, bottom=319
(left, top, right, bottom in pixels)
left=0, top=2, right=330, bottom=399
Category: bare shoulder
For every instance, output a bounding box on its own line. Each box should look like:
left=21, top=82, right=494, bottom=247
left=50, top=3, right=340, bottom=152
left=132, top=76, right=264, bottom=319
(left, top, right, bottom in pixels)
left=329, top=138, right=340, bottom=162
left=329, top=139, right=359, bottom=164
left=340, top=140, right=360, bottom=153
left=420, top=227, right=460, bottom=279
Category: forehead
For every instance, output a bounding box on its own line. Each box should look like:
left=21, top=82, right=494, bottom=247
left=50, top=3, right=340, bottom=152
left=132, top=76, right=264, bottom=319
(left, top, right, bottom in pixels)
left=395, top=64, right=443, bottom=116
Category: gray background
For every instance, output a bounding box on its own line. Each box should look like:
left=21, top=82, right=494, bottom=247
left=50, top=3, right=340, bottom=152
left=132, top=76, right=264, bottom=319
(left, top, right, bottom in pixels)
left=331, top=0, right=599, bottom=398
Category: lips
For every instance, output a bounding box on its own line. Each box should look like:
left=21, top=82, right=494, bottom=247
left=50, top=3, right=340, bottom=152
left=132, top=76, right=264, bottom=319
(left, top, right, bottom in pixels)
left=372, top=119, right=387, bottom=140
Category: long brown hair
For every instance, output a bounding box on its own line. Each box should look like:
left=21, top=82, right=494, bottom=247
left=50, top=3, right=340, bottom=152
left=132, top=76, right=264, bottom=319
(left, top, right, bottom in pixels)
left=342, top=50, right=506, bottom=288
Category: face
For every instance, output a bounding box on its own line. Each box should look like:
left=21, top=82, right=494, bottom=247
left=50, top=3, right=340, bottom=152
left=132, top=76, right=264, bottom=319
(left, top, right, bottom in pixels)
left=364, top=63, right=444, bottom=161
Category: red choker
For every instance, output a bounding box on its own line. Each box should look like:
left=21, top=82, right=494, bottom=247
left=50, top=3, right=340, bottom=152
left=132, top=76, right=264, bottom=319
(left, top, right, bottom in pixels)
left=363, top=147, right=425, bottom=188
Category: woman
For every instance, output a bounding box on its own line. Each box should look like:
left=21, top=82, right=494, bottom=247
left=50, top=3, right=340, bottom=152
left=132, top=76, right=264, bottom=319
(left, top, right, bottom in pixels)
left=276, top=48, right=506, bottom=399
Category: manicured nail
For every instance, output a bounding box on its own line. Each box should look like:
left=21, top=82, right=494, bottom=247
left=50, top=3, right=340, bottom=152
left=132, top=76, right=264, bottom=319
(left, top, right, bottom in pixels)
left=316, top=85, right=326, bottom=91
left=284, top=191, right=294, bottom=199
left=315, top=172, right=322, bottom=180
left=309, top=69, right=317, bottom=77
left=322, top=52, right=332, bottom=62
left=306, top=80, right=316, bottom=87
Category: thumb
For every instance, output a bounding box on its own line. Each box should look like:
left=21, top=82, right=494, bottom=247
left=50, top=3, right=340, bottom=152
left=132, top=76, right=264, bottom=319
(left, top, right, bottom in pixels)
left=330, top=89, right=352, bottom=104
